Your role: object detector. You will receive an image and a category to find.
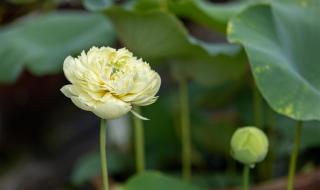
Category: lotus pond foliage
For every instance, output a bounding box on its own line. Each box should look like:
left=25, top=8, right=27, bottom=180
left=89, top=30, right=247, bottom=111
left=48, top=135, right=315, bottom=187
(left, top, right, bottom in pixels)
left=0, top=0, right=320, bottom=190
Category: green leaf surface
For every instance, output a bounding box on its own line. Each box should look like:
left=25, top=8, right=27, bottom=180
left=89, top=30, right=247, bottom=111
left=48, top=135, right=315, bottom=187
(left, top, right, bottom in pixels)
left=142, top=94, right=180, bottom=169
left=228, top=0, right=320, bottom=121
left=0, top=11, right=116, bottom=83
left=171, top=51, right=246, bottom=86
left=106, top=7, right=246, bottom=86
left=71, top=151, right=131, bottom=186
left=191, top=173, right=241, bottom=188
left=134, top=0, right=165, bottom=11
left=168, top=0, right=252, bottom=33
left=71, top=152, right=101, bottom=186
left=134, top=0, right=253, bottom=34
left=124, top=172, right=204, bottom=190
left=106, top=7, right=199, bottom=59
left=276, top=118, right=320, bottom=153
left=82, top=0, right=113, bottom=11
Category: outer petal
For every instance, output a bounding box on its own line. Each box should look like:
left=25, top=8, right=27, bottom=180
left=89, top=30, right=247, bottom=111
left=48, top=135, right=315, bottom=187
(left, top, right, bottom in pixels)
left=71, top=97, right=92, bottom=111
left=61, top=84, right=78, bottom=98
left=92, top=94, right=132, bottom=119
left=61, top=85, right=93, bottom=112
left=133, top=95, right=158, bottom=106
left=63, top=55, right=89, bottom=84
left=127, top=73, right=161, bottom=106
left=63, top=56, right=77, bottom=83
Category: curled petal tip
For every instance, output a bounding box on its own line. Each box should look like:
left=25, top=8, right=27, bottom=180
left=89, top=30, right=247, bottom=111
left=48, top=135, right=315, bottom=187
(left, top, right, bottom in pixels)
left=131, top=110, right=149, bottom=121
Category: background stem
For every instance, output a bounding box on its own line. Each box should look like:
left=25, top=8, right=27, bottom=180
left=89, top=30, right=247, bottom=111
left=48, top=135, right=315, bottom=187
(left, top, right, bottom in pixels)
left=100, top=119, right=109, bottom=190
left=179, top=78, right=191, bottom=181
left=243, top=165, right=250, bottom=190
left=287, top=121, right=302, bottom=190
left=133, top=106, right=145, bottom=173
left=265, top=108, right=276, bottom=179
left=253, top=87, right=268, bottom=181
left=253, top=87, right=263, bottom=129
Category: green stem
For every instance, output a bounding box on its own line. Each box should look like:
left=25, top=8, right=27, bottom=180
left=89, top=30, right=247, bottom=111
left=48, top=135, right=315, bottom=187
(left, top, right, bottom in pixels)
left=253, top=87, right=263, bottom=128
left=133, top=106, right=145, bottom=173
left=266, top=108, right=276, bottom=179
left=287, top=121, right=302, bottom=190
left=253, top=87, right=267, bottom=181
left=243, top=165, right=250, bottom=190
left=100, top=119, right=109, bottom=190
left=179, top=78, right=191, bottom=181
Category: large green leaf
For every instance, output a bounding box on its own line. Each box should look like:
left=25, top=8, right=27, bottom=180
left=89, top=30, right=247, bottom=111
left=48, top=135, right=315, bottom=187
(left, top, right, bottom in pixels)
left=134, top=0, right=166, bottom=11
left=71, top=151, right=132, bottom=186
left=228, top=0, right=320, bottom=121
left=106, top=7, right=246, bottom=86
left=276, top=118, right=320, bottom=153
left=134, top=0, right=253, bottom=34
left=170, top=52, right=246, bottom=86
left=0, top=11, right=116, bottom=83
left=124, top=172, right=204, bottom=190
left=106, top=7, right=240, bottom=59
left=71, top=152, right=101, bottom=186
left=142, top=94, right=181, bottom=169
left=106, top=7, right=198, bottom=59
left=168, top=0, right=252, bottom=34
left=82, top=0, right=113, bottom=11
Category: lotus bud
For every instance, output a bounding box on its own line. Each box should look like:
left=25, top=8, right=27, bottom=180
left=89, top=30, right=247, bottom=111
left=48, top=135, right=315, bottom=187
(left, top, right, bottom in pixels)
left=230, top=126, right=269, bottom=167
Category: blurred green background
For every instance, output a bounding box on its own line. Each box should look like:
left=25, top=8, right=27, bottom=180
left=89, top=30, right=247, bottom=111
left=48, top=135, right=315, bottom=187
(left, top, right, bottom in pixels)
left=1, top=0, right=320, bottom=190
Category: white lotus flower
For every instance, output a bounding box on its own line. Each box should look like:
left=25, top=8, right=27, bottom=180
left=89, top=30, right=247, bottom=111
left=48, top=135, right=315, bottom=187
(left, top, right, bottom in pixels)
left=61, top=47, right=161, bottom=120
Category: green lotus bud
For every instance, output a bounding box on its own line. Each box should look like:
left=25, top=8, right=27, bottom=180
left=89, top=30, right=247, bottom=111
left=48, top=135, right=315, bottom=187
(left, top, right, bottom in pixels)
left=230, top=127, right=269, bottom=166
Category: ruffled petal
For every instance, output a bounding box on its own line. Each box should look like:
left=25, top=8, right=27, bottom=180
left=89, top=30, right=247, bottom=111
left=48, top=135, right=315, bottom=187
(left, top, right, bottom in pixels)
left=124, top=72, right=161, bottom=106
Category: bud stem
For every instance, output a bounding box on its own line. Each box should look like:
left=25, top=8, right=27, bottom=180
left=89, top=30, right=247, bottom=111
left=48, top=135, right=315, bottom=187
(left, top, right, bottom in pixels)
left=179, top=78, right=191, bottom=181
left=287, top=121, right=302, bottom=190
left=243, top=165, right=250, bottom=190
left=133, top=106, right=145, bottom=173
left=100, top=118, right=109, bottom=190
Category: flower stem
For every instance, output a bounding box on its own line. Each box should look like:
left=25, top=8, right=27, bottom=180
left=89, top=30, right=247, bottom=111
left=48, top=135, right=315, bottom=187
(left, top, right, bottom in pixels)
left=287, top=121, right=302, bottom=190
left=179, top=78, right=191, bottom=181
left=100, top=119, right=109, bottom=190
left=243, top=165, right=250, bottom=190
left=133, top=106, right=145, bottom=173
